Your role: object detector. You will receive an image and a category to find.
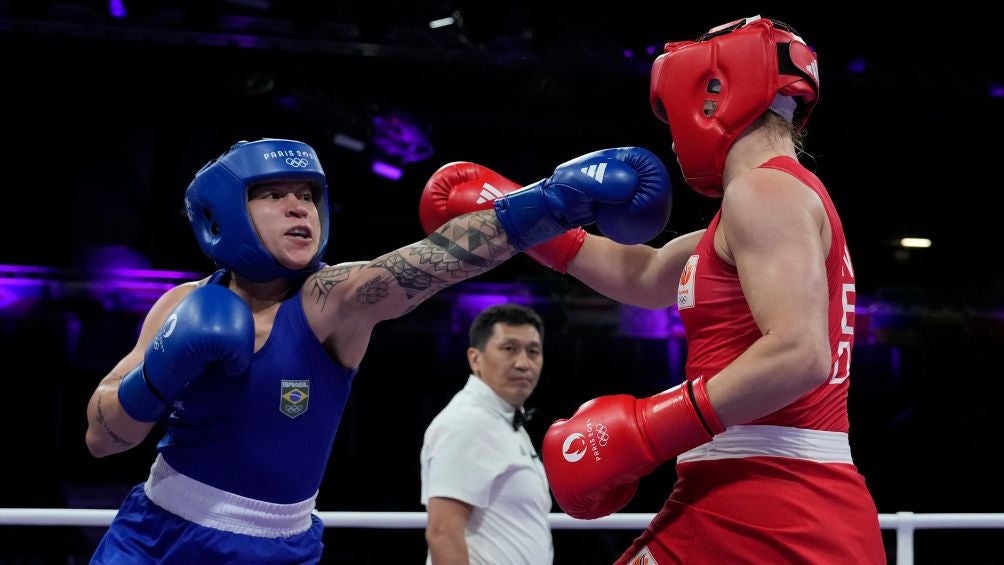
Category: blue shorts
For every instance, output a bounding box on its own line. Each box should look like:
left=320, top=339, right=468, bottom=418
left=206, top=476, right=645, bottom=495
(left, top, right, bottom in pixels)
left=91, top=484, right=325, bottom=564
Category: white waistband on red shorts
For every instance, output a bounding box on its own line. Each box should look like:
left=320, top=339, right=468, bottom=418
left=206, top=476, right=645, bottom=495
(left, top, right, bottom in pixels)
left=676, top=424, right=854, bottom=465
left=144, top=453, right=317, bottom=538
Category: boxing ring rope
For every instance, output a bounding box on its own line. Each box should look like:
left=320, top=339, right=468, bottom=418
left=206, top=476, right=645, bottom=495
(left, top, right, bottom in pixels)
left=2, top=509, right=1003, bottom=565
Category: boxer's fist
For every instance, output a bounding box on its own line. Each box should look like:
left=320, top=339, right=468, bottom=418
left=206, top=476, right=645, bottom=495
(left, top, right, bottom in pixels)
left=542, top=377, right=723, bottom=519
left=420, top=162, right=586, bottom=272
left=118, top=284, right=254, bottom=421
left=543, top=395, right=659, bottom=519
left=493, top=147, right=672, bottom=249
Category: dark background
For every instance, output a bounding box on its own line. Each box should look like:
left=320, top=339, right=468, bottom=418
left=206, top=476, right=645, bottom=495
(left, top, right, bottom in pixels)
left=1, top=2, right=1002, bottom=564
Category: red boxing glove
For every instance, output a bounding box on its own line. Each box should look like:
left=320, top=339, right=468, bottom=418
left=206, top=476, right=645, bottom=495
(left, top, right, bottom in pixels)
left=419, top=161, right=586, bottom=273
left=542, top=376, right=724, bottom=520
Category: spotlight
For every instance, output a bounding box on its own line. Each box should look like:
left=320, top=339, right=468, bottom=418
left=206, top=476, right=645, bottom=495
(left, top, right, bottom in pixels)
left=333, top=133, right=365, bottom=152
left=899, top=238, right=931, bottom=249
left=429, top=16, right=456, bottom=29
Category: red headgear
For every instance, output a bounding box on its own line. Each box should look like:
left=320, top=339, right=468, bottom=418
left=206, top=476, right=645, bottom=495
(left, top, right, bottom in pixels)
left=649, top=16, right=820, bottom=197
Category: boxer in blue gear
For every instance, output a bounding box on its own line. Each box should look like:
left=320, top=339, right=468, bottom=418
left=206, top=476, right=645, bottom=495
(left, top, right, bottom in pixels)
left=85, top=137, right=673, bottom=563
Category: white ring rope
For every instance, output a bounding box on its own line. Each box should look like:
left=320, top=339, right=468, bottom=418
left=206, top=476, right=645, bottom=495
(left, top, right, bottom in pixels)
left=3, top=509, right=1003, bottom=565
left=3, top=509, right=1004, bottom=530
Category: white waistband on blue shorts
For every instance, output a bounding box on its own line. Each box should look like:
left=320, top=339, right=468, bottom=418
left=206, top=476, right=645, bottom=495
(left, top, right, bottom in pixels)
left=144, top=453, right=317, bottom=538
left=676, top=424, right=854, bottom=465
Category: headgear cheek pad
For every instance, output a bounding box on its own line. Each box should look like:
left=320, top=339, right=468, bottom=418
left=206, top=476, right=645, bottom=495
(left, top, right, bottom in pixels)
left=649, top=16, right=820, bottom=197
left=184, top=138, right=329, bottom=282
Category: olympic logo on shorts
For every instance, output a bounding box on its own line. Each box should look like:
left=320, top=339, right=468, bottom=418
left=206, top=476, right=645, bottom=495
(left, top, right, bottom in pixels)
left=595, top=424, right=609, bottom=446
left=285, top=157, right=309, bottom=168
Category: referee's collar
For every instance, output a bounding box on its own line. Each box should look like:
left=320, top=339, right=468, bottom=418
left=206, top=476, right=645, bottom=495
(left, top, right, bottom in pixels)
left=463, top=374, right=520, bottom=422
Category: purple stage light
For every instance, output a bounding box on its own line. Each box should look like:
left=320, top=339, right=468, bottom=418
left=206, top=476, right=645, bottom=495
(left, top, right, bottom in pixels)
left=450, top=283, right=538, bottom=334
left=95, top=267, right=204, bottom=280
left=371, top=161, right=404, bottom=180
left=108, top=0, right=127, bottom=19
left=372, top=113, right=435, bottom=165
left=620, top=304, right=685, bottom=339
left=0, top=264, right=206, bottom=315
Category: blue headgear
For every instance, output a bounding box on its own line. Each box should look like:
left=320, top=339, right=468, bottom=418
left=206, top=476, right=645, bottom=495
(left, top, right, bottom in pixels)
left=185, top=138, right=330, bottom=282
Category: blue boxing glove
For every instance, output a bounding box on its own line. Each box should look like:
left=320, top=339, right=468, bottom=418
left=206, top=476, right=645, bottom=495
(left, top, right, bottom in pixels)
left=493, top=147, right=672, bottom=249
left=118, top=284, right=254, bottom=422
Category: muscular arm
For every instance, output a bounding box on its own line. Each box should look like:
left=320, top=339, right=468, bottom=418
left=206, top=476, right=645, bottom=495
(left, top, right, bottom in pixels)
left=425, top=497, right=474, bottom=565
left=706, top=169, right=832, bottom=426
left=306, top=210, right=517, bottom=367
left=565, top=230, right=705, bottom=309
left=84, top=283, right=196, bottom=457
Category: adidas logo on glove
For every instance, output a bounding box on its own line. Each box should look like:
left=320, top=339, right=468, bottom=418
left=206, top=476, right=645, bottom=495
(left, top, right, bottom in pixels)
left=475, top=183, right=507, bottom=204
left=477, top=163, right=608, bottom=204
left=579, top=162, right=607, bottom=183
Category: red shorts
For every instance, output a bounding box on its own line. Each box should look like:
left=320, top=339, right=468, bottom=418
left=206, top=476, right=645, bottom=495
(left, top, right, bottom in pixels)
left=615, top=456, right=885, bottom=565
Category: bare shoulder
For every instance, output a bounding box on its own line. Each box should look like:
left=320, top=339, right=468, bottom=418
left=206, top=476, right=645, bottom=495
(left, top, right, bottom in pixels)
left=723, top=168, right=820, bottom=217
left=721, top=169, right=824, bottom=240
left=134, top=279, right=206, bottom=348
left=151, top=279, right=203, bottom=315
left=718, top=168, right=825, bottom=265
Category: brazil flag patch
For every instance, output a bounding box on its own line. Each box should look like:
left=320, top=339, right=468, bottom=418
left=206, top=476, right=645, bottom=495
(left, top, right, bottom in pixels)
left=280, top=379, right=310, bottom=419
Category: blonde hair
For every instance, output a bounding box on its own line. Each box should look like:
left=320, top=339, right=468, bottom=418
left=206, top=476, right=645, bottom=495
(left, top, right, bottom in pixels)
left=758, top=110, right=809, bottom=158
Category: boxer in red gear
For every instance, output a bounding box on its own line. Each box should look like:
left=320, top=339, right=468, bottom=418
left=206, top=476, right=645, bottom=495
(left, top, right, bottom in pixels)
left=416, top=17, right=883, bottom=562
left=544, top=15, right=883, bottom=564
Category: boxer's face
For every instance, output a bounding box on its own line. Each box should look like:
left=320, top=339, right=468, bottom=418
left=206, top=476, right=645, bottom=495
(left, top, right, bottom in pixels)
left=247, top=181, right=321, bottom=271
left=468, top=322, right=542, bottom=409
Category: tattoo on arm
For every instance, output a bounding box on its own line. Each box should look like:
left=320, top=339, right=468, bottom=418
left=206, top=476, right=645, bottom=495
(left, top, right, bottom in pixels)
left=357, top=274, right=392, bottom=303
left=95, top=396, right=134, bottom=448
left=309, top=264, right=366, bottom=311
left=435, top=210, right=513, bottom=261
left=366, top=254, right=445, bottom=301
left=360, top=210, right=516, bottom=306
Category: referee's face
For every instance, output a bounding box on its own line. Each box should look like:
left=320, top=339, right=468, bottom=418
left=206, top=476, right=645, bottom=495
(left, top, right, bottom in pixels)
left=468, top=322, right=543, bottom=409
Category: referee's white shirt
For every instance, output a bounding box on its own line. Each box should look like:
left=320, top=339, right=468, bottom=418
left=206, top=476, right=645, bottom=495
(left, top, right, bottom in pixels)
left=420, top=375, right=553, bottom=565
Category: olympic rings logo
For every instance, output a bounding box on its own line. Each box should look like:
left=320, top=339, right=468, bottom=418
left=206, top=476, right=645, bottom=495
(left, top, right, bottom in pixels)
left=285, top=157, right=310, bottom=168
left=595, top=424, right=609, bottom=446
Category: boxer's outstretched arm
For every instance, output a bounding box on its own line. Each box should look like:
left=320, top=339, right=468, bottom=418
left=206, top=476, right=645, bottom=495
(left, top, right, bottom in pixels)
left=305, top=209, right=518, bottom=368
left=309, top=147, right=672, bottom=367
left=565, top=229, right=705, bottom=310
left=318, top=209, right=515, bottom=318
